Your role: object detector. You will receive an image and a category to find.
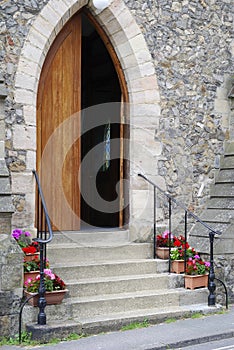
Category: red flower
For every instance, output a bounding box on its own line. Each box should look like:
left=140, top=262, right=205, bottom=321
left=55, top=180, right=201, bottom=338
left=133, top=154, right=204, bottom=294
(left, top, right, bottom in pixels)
left=22, top=246, right=37, bottom=254
left=174, top=239, right=182, bottom=247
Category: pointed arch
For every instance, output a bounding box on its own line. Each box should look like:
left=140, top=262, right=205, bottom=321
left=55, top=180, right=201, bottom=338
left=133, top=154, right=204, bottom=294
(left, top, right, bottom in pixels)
left=14, top=0, right=161, bottom=234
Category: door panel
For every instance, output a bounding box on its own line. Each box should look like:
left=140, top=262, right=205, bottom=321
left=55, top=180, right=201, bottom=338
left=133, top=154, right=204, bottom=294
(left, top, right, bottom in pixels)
left=37, top=14, right=81, bottom=230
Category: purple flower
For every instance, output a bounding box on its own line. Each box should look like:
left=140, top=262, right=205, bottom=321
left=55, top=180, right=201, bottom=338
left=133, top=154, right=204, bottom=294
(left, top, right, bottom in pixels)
left=12, top=229, right=23, bottom=240
left=205, top=261, right=210, bottom=267
left=24, top=231, right=31, bottom=237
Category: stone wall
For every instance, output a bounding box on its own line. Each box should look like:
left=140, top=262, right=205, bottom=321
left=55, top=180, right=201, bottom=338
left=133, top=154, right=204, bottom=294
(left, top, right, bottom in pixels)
left=0, top=234, right=23, bottom=337
left=1, top=0, right=232, bottom=232
left=125, top=0, right=233, bottom=220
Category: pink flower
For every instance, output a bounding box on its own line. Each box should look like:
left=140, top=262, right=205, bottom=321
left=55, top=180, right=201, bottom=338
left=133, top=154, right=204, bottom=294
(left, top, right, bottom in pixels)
left=162, top=230, right=173, bottom=239
left=44, top=269, right=55, bottom=280
left=194, top=254, right=200, bottom=259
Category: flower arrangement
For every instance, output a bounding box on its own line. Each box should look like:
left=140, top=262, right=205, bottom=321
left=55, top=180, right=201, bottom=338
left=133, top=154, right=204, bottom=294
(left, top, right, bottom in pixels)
left=24, top=269, right=66, bottom=293
left=186, top=254, right=210, bottom=275
left=170, top=235, right=196, bottom=261
left=156, top=230, right=175, bottom=247
left=12, top=228, right=39, bottom=255
left=24, top=256, right=49, bottom=273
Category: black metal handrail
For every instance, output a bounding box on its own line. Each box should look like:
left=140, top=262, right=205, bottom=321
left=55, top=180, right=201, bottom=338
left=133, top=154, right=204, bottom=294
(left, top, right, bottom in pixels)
left=32, top=169, right=53, bottom=325
left=138, top=173, right=223, bottom=307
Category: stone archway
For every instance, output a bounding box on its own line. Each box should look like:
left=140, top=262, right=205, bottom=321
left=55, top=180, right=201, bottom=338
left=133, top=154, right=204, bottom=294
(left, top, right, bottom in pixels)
left=13, top=0, right=161, bottom=238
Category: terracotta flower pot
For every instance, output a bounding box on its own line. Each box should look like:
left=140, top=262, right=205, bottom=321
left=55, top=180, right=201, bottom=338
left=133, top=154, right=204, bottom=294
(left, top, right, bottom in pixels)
left=24, top=271, right=40, bottom=283
left=184, top=274, right=208, bottom=290
left=156, top=247, right=170, bottom=259
left=24, top=253, right=40, bottom=262
left=171, top=260, right=185, bottom=274
left=24, top=289, right=68, bottom=307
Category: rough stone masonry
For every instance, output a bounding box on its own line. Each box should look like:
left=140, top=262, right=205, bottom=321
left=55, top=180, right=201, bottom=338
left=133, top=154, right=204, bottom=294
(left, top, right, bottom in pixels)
left=0, top=0, right=233, bottom=337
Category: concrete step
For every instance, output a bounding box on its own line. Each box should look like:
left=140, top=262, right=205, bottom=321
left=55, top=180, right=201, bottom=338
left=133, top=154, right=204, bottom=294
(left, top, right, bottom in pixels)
left=224, top=141, right=234, bottom=155
left=215, top=169, right=234, bottom=183
left=26, top=303, right=222, bottom=342
left=65, top=273, right=184, bottom=298
left=78, top=303, right=218, bottom=335
left=199, top=209, right=233, bottom=223
left=207, top=197, right=234, bottom=209
left=69, top=288, right=209, bottom=318
left=51, top=229, right=130, bottom=246
left=220, top=155, right=234, bottom=169
left=48, top=243, right=153, bottom=264
left=210, top=183, right=234, bottom=197
left=52, top=259, right=168, bottom=280
left=189, top=220, right=227, bottom=238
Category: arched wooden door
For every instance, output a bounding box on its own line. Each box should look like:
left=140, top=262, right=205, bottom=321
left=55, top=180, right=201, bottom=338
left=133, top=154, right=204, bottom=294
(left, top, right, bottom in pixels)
left=37, top=13, right=81, bottom=231
left=37, top=11, right=128, bottom=231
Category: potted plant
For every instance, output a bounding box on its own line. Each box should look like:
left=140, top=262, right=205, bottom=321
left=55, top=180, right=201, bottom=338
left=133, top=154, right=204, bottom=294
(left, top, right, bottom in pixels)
left=23, top=256, right=49, bottom=283
left=184, top=254, right=210, bottom=289
left=12, top=228, right=39, bottom=261
left=170, top=236, right=196, bottom=273
left=24, top=268, right=67, bottom=306
left=156, top=230, right=175, bottom=259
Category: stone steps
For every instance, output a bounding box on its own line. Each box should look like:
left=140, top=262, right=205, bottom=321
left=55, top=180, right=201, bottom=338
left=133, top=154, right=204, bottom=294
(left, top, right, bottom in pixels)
left=189, top=143, right=234, bottom=253
left=65, top=273, right=176, bottom=298
left=24, top=230, right=218, bottom=341
left=52, top=259, right=167, bottom=279
left=70, top=288, right=208, bottom=319
left=47, top=242, right=153, bottom=263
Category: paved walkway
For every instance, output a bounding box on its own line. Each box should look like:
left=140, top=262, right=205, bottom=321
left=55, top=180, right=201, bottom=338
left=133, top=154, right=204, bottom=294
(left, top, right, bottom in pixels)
left=1, top=306, right=234, bottom=350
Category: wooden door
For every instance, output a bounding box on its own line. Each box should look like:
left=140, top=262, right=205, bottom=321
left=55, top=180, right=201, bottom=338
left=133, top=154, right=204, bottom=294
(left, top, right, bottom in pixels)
left=37, top=13, right=82, bottom=230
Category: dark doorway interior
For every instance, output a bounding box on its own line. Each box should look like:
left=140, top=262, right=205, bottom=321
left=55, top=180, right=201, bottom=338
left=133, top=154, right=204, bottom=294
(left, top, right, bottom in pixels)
left=81, top=14, right=122, bottom=228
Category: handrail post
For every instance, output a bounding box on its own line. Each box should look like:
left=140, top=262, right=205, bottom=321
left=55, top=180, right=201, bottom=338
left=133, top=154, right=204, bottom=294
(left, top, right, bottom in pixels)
left=208, top=231, right=216, bottom=306
left=153, top=186, right=156, bottom=259
left=184, top=211, right=188, bottom=273
left=168, top=198, right=172, bottom=273
left=37, top=242, right=47, bottom=325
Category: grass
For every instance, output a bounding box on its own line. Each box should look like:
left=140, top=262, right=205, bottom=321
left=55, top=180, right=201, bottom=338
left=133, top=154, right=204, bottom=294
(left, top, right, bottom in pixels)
left=121, top=319, right=149, bottom=331
left=0, top=331, right=86, bottom=347
left=165, top=318, right=177, bottom=324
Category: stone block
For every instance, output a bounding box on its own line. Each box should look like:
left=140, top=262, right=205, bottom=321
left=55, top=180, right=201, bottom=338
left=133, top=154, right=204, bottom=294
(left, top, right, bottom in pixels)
left=0, top=141, right=4, bottom=158
left=0, top=178, right=11, bottom=194
left=111, top=30, right=128, bottom=47
left=51, top=0, right=69, bottom=17
left=117, top=41, right=133, bottom=59
left=14, top=88, right=35, bottom=106
left=0, top=196, right=14, bottom=212
left=13, top=125, right=36, bottom=150
left=17, top=58, right=40, bottom=81
left=11, top=172, right=34, bottom=194
left=27, top=27, right=47, bottom=50
left=12, top=211, right=34, bottom=229
left=15, top=73, right=37, bottom=91
left=130, top=75, right=158, bottom=93
left=0, top=120, right=4, bottom=139
left=0, top=159, right=9, bottom=176
left=24, top=104, right=36, bottom=126
left=32, top=16, right=54, bottom=41
left=0, top=214, right=12, bottom=234
left=26, top=150, right=36, bottom=170
left=40, top=3, right=61, bottom=29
